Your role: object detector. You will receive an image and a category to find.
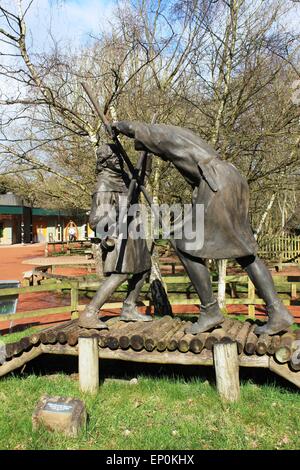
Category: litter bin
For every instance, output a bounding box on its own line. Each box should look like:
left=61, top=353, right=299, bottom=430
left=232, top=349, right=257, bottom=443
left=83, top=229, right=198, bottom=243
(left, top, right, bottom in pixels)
left=0, top=280, right=20, bottom=315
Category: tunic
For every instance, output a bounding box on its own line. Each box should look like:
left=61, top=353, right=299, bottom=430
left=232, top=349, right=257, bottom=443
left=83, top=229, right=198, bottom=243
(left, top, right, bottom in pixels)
left=129, top=122, right=258, bottom=260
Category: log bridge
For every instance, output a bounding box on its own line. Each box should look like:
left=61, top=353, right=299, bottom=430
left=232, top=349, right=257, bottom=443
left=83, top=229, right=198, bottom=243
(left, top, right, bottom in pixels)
left=1, top=317, right=299, bottom=401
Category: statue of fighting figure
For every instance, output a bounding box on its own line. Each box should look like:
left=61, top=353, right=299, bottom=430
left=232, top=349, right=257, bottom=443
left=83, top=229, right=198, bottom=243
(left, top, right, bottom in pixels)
left=108, top=120, right=294, bottom=336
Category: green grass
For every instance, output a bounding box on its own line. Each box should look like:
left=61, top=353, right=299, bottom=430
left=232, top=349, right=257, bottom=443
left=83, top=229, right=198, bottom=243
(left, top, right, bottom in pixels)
left=0, top=370, right=299, bottom=450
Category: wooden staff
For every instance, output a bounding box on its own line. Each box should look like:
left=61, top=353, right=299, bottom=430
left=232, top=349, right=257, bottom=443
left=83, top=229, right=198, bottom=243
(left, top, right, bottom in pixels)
left=81, top=83, right=179, bottom=254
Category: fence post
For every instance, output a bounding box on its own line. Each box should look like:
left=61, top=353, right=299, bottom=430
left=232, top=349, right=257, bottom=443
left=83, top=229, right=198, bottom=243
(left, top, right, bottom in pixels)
left=248, top=277, right=256, bottom=319
left=71, top=282, right=79, bottom=319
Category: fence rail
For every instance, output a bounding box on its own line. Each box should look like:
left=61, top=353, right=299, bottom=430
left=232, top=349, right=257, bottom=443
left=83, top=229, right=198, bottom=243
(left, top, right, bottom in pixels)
left=0, top=271, right=299, bottom=324
left=258, top=235, right=300, bottom=263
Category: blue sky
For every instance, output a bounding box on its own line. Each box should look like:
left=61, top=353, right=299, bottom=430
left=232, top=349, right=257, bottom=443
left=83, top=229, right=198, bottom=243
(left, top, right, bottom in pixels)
left=1, top=0, right=117, bottom=53
left=26, top=0, right=117, bottom=50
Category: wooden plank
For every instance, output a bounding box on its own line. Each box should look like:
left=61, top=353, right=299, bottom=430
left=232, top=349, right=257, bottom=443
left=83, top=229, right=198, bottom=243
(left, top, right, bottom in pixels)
left=0, top=282, right=72, bottom=296
left=269, top=358, right=300, bottom=389
left=40, top=344, right=270, bottom=368
left=0, top=306, right=71, bottom=321
left=0, top=346, right=42, bottom=377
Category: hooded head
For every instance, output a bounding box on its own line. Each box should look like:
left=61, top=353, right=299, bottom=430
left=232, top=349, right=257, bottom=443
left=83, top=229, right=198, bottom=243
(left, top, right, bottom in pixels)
left=96, top=143, right=124, bottom=175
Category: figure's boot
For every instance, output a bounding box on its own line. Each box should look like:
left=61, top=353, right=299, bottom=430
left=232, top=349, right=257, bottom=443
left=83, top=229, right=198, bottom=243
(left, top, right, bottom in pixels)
left=185, top=300, right=224, bottom=334
left=236, top=255, right=294, bottom=336
left=120, top=271, right=152, bottom=322
left=120, top=302, right=152, bottom=322
left=255, top=299, right=294, bottom=335
left=78, top=306, right=108, bottom=329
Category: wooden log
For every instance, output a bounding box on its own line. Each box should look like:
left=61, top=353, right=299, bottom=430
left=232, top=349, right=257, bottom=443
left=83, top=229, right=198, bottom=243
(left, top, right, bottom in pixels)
left=275, top=332, right=296, bottom=364
left=118, top=320, right=153, bottom=350
left=29, top=331, right=42, bottom=345
left=290, top=342, right=300, bottom=371
left=39, top=321, right=74, bottom=344
left=267, top=335, right=281, bottom=355
left=57, top=322, right=78, bottom=344
left=144, top=317, right=174, bottom=352
left=222, top=318, right=235, bottom=332
left=256, top=333, right=272, bottom=356
left=227, top=320, right=244, bottom=341
left=4, top=342, right=16, bottom=359
left=19, top=336, right=31, bottom=352
left=205, top=328, right=231, bottom=351
left=178, top=333, right=196, bottom=353
left=156, top=320, right=183, bottom=352
left=107, top=322, right=137, bottom=350
left=245, top=325, right=258, bottom=355
left=130, top=321, right=160, bottom=352
left=98, top=329, right=112, bottom=348
left=235, top=321, right=252, bottom=354
left=213, top=341, right=240, bottom=402
left=68, top=328, right=82, bottom=347
left=167, top=322, right=189, bottom=351
left=0, top=346, right=42, bottom=378
left=189, top=332, right=209, bottom=354
left=78, top=336, right=99, bottom=395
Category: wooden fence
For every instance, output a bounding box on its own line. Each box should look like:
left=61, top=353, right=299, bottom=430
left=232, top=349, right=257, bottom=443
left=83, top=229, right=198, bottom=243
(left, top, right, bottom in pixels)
left=0, top=271, right=299, bottom=324
left=258, top=235, right=300, bottom=263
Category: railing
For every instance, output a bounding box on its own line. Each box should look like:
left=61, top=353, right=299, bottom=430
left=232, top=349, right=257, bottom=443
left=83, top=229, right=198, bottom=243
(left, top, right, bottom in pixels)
left=0, top=271, right=299, bottom=325
left=258, top=235, right=300, bottom=263
left=45, top=240, right=91, bottom=257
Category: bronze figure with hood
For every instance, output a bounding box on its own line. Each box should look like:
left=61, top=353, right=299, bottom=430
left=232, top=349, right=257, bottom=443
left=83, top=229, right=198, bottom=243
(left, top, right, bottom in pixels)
left=78, top=142, right=152, bottom=329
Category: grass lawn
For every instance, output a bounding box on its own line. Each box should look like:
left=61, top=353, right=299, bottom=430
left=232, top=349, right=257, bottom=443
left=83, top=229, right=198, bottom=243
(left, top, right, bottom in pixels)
left=0, top=363, right=299, bottom=450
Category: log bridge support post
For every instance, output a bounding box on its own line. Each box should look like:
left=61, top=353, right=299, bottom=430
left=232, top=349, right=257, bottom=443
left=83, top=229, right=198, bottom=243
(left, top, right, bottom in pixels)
left=78, top=336, right=99, bottom=395
left=213, top=341, right=240, bottom=402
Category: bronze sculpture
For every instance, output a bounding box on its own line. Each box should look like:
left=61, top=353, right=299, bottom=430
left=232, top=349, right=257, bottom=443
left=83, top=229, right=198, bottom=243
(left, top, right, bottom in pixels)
left=78, top=143, right=152, bottom=329
left=111, top=121, right=294, bottom=336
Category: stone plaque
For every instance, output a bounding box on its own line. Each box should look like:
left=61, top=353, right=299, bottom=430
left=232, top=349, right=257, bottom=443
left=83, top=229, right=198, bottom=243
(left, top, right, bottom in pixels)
left=32, top=395, right=87, bottom=437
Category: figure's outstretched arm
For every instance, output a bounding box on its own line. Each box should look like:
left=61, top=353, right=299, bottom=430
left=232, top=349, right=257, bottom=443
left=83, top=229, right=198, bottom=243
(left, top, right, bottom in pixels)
left=112, top=121, right=137, bottom=138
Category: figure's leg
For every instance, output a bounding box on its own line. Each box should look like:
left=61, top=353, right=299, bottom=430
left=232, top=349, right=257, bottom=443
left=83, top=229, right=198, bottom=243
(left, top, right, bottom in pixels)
left=79, top=273, right=128, bottom=329
left=120, top=270, right=152, bottom=321
left=236, top=255, right=294, bottom=335
left=177, top=250, right=224, bottom=334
